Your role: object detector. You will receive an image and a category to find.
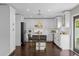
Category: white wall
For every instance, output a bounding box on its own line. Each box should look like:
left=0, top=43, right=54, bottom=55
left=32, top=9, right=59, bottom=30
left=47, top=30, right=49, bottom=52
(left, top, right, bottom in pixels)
left=15, top=14, right=24, bottom=46
left=24, top=19, right=57, bottom=42
left=0, top=5, right=16, bottom=56
left=70, top=5, right=79, bottom=50
left=0, top=5, right=10, bottom=56
left=15, top=15, right=22, bottom=46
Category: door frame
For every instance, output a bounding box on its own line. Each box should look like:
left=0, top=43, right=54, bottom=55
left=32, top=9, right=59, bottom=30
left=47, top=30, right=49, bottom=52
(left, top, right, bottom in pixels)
left=21, top=22, right=24, bottom=45
left=73, top=15, right=79, bottom=53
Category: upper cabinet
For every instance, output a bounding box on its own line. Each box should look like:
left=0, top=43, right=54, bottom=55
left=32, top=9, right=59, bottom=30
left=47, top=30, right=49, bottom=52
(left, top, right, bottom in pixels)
left=56, top=11, right=71, bottom=28
left=56, top=16, right=63, bottom=28
left=64, top=11, right=71, bottom=28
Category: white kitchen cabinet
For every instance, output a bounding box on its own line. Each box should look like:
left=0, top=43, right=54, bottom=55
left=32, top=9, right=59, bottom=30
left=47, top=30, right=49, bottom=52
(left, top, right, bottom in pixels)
left=54, top=31, right=60, bottom=47
left=56, top=11, right=70, bottom=28
left=54, top=30, right=70, bottom=49
left=60, top=34, right=70, bottom=49
left=54, top=11, right=70, bottom=50
left=64, top=11, right=71, bottom=28
left=56, top=16, right=63, bottom=28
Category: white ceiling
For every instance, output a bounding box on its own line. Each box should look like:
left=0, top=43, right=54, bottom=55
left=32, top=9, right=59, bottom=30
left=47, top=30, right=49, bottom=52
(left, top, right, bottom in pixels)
left=9, top=3, right=78, bottom=18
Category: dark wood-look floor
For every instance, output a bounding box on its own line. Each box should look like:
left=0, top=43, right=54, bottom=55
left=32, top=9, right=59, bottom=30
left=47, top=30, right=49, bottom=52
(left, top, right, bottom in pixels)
left=14, top=42, right=79, bottom=56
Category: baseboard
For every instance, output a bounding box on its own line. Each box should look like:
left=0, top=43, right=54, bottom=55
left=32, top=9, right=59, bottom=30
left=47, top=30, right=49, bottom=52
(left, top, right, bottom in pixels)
left=9, top=50, right=15, bottom=56
left=53, top=42, right=62, bottom=50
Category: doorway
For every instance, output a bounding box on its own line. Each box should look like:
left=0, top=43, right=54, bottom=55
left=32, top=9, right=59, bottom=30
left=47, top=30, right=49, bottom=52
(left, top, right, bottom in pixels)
left=21, top=22, right=26, bottom=46
left=73, top=15, right=79, bottom=53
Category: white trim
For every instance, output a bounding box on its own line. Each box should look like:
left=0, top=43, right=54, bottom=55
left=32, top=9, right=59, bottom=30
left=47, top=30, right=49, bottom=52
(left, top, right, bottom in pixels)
left=71, top=13, right=79, bottom=51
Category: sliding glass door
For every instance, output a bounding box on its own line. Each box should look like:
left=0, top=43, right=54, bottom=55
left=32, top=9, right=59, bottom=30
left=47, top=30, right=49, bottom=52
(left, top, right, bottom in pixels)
left=73, top=15, right=79, bottom=53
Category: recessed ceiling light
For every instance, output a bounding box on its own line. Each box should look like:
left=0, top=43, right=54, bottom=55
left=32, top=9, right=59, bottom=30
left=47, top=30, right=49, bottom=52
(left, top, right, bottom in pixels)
left=26, top=8, right=30, bottom=11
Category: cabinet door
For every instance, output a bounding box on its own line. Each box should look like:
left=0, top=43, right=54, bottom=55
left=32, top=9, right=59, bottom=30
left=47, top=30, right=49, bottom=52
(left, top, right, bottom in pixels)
left=64, top=11, right=70, bottom=27
left=57, top=16, right=63, bottom=28
left=60, top=35, right=69, bottom=49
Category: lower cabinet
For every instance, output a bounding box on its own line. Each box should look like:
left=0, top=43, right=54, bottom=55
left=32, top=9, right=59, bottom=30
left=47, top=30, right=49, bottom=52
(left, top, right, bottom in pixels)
left=60, top=35, right=70, bottom=49
left=55, top=33, right=70, bottom=50
left=54, top=32, right=61, bottom=47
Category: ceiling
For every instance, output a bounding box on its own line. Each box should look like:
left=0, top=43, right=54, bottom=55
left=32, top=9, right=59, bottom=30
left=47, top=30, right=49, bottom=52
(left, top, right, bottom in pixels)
left=9, top=3, right=79, bottom=18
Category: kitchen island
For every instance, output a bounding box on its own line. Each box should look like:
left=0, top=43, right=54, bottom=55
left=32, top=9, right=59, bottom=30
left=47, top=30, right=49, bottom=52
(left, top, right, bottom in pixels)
left=28, top=35, right=46, bottom=50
